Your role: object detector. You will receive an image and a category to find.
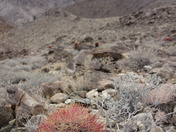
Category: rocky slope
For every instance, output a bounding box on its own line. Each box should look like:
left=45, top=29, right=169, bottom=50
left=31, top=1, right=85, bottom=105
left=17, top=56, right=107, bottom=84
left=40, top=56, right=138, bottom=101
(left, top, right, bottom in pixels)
left=0, top=1, right=176, bottom=132
left=0, top=0, right=84, bottom=26
left=66, top=0, right=176, bottom=18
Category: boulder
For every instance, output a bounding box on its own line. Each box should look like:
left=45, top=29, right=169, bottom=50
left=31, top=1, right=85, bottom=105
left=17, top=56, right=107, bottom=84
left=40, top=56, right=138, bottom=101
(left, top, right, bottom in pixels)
left=6, top=87, right=47, bottom=126
left=50, top=93, right=69, bottom=104
left=143, top=84, right=176, bottom=112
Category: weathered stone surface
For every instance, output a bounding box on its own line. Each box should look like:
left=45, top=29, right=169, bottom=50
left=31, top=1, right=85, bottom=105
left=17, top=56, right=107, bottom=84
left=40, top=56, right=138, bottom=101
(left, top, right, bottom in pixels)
left=0, top=125, right=13, bottom=132
left=10, top=127, right=26, bottom=132
left=97, top=79, right=115, bottom=91
left=86, top=89, right=99, bottom=99
left=154, top=111, right=168, bottom=123
left=143, top=84, right=176, bottom=105
left=157, top=64, right=175, bottom=80
left=171, top=106, right=176, bottom=125
left=150, top=126, right=164, bottom=132
left=102, top=89, right=118, bottom=99
left=124, top=113, right=155, bottom=132
left=25, top=114, right=47, bottom=132
left=50, top=93, right=69, bottom=104
left=41, top=82, right=61, bottom=100
left=0, top=99, right=14, bottom=128
left=92, top=49, right=124, bottom=61
left=6, top=87, right=47, bottom=126
left=73, top=98, right=91, bottom=106
left=76, top=90, right=87, bottom=98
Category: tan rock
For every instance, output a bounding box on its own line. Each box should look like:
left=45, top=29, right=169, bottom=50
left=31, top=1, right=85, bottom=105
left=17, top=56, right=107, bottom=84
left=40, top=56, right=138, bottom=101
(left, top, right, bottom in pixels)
left=53, top=62, right=66, bottom=70
left=86, top=89, right=99, bottom=99
left=50, top=93, right=69, bottom=104
left=150, top=126, right=164, bottom=132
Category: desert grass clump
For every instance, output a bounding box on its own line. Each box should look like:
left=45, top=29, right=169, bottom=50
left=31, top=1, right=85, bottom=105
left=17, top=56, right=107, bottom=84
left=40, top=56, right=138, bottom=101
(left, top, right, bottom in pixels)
left=117, top=47, right=156, bottom=71
left=36, top=105, right=105, bottom=132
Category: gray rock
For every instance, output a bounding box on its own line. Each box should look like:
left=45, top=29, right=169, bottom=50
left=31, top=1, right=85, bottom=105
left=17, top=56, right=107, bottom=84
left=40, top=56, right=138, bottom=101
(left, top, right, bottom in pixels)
left=73, top=98, right=91, bottom=106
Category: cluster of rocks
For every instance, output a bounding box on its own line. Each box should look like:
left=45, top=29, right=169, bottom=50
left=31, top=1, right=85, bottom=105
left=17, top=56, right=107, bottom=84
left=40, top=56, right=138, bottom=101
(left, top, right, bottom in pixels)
left=120, top=5, right=176, bottom=26
left=0, top=38, right=176, bottom=132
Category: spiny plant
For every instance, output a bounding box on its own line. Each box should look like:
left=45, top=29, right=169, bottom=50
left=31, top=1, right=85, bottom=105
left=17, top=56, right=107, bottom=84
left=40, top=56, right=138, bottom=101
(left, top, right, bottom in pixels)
left=74, top=41, right=78, bottom=50
left=95, top=41, right=99, bottom=47
left=36, top=105, right=105, bottom=132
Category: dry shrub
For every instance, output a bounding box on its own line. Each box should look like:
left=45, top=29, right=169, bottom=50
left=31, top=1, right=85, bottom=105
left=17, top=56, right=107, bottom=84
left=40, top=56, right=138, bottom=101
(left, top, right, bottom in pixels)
left=36, top=105, right=105, bottom=132
left=117, top=47, right=156, bottom=71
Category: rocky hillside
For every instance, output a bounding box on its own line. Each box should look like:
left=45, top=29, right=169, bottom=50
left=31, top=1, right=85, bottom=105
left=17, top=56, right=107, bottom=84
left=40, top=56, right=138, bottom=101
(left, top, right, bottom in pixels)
left=0, top=1, right=176, bottom=132
left=66, top=0, right=176, bottom=18
left=0, top=0, right=84, bottom=26
left=0, top=17, right=13, bottom=43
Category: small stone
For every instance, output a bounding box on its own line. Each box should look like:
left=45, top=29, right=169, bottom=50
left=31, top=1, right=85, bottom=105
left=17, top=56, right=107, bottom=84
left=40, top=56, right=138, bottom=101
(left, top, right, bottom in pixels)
left=65, top=99, right=72, bottom=104
left=73, top=98, right=91, bottom=106
left=150, top=126, right=164, bottom=132
left=102, top=89, right=118, bottom=99
left=9, top=119, right=16, bottom=126
left=143, top=65, right=152, bottom=72
left=86, top=89, right=99, bottom=99
left=50, top=93, right=69, bottom=104
left=57, top=103, right=66, bottom=108
left=137, top=121, right=144, bottom=130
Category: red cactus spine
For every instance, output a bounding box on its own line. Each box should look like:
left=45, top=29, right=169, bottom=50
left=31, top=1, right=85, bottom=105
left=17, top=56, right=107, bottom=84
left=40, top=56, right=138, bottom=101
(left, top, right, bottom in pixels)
left=48, top=45, right=52, bottom=49
left=74, top=41, right=78, bottom=50
left=36, top=105, right=105, bottom=132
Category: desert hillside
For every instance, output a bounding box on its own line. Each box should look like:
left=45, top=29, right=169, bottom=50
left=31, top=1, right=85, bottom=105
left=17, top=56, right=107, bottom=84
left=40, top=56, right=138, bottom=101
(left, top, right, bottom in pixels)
left=0, top=0, right=84, bottom=25
left=66, top=0, right=176, bottom=18
left=0, top=1, right=176, bottom=132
